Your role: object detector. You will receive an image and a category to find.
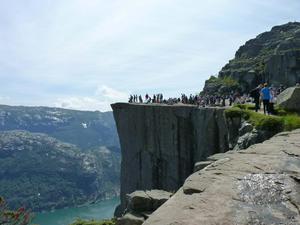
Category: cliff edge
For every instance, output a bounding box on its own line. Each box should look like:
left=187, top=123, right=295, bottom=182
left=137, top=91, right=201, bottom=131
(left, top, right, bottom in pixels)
left=111, top=103, right=235, bottom=214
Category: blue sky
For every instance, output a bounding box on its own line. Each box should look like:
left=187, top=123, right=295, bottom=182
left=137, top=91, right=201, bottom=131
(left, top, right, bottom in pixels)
left=0, top=0, right=300, bottom=111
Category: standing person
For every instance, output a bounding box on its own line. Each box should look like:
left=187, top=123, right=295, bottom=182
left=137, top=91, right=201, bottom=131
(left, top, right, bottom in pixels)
left=261, top=83, right=271, bottom=115
left=152, top=95, right=156, bottom=103
left=269, top=87, right=276, bottom=115
left=139, top=95, right=143, bottom=103
left=250, top=85, right=261, bottom=112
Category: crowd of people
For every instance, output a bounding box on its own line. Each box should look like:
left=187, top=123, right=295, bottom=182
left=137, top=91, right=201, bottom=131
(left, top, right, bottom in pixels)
left=129, top=93, right=249, bottom=107
left=129, top=94, right=164, bottom=104
left=128, top=83, right=297, bottom=115
left=249, top=83, right=287, bottom=115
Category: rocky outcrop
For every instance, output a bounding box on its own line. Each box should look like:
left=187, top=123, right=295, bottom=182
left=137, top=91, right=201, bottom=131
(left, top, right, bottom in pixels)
left=117, top=190, right=172, bottom=225
left=277, top=86, right=300, bottom=112
left=203, top=22, right=300, bottom=93
left=111, top=103, right=232, bottom=214
left=144, top=129, right=300, bottom=225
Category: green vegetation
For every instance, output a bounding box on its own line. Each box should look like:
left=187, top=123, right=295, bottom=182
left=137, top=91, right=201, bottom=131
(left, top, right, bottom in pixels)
left=0, top=131, right=120, bottom=212
left=203, top=22, right=300, bottom=93
left=225, top=105, right=300, bottom=132
left=202, top=76, right=239, bottom=94
left=0, top=105, right=119, bottom=150
left=0, top=196, right=33, bottom=225
left=0, top=105, right=121, bottom=212
left=282, top=114, right=300, bottom=131
left=69, top=218, right=116, bottom=225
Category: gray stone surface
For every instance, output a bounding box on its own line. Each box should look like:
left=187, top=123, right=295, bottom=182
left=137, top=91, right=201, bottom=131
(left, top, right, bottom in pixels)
left=206, top=152, right=229, bottom=161
left=234, top=129, right=260, bottom=150
left=193, top=161, right=213, bottom=172
left=238, top=121, right=253, bottom=136
left=145, top=190, right=173, bottom=210
left=116, top=213, right=145, bottom=225
left=117, top=189, right=173, bottom=224
left=143, top=129, right=300, bottom=225
left=277, top=87, right=300, bottom=113
left=111, top=103, right=233, bottom=214
left=126, top=190, right=172, bottom=212
left=127, top=191, right=152, bottom=212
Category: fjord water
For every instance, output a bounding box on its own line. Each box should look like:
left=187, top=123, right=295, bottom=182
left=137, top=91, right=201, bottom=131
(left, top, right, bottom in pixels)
left=32, top=198, right=119, bottom=225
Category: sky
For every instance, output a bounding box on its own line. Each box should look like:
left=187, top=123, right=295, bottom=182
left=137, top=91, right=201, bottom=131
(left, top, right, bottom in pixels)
left=0, top=0, right=300, bottom=111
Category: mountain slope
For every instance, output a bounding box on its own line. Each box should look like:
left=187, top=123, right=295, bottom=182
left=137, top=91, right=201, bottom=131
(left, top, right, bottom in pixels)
left=0, top=130, right=120, bottom=211
left=203, top=22, right=300, bottom=93
left=0, top=105, right=119, bottom=150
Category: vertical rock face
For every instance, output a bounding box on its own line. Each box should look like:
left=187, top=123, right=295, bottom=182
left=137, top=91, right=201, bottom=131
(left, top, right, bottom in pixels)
left=111, top=103, right=231, bottom=213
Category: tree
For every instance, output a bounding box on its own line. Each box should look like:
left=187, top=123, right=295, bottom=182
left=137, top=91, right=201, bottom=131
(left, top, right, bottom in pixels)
left=0, top=197, right=33, bottom=225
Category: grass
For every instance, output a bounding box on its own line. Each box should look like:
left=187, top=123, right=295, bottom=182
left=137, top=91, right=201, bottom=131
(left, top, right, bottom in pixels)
left=225, top=105, right=300, bottom=132
left=283, top=114, right=300, bottom=131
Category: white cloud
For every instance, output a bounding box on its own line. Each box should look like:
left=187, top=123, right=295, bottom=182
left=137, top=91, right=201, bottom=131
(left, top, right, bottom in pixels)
left=0, top=0, right=300, bottom=110
left=95, top=85, right=128, bottom=101
left=54, top=96, right=109, bottom=111
left=54, top=85, right=128, bottom=111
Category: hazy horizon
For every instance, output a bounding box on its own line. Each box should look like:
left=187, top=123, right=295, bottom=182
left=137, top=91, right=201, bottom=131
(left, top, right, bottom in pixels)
left=1, top=0, right=300, bottom=111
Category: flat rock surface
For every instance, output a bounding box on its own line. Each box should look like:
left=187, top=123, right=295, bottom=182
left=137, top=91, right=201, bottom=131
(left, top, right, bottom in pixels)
left=144, top=129, right=300, bottom=225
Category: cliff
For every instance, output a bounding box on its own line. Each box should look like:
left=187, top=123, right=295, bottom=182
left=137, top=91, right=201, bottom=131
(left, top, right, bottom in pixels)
left=144, top=129, right=300, bottom=224
left=111, top=103, right=236, bottom=214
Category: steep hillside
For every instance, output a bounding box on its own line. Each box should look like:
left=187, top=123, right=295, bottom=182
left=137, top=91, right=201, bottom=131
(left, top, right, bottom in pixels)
left=0, top=105, right=119, bottom=150
left=0, top=130, right=120, bottom=211
left=203, top=22, right=300, bottom=93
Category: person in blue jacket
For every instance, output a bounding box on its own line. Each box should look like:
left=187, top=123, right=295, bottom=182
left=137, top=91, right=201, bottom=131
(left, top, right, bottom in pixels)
left=261, top=83, right=271, bottom=114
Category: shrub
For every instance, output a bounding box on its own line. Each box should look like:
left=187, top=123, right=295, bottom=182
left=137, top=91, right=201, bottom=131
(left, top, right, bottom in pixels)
left=0, top=196, right=33, bottom=225
left=234, top=104, right=255, bottom=111
left=203, top=76, right=239, bottom=95
left=225, top=108, right=245, bottom=118
left=227, top=105, right=300, bottom=133
left=256, top=116, right=284, bottom=133
left=274, top=106, right=289, bottom=116
left=283, top=114, right=300, bottom=131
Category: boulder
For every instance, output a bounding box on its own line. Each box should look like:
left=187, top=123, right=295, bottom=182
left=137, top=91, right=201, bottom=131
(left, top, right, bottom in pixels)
left=118, top=189, right=173, bottom=224
left=126, top=190, right=172, bottom=212
left=277, top=87, right=300, bottom=113
left=116, top=213, right=145, bottom=225
left=127, top=191, right=152, bottom=212
left=145, top=190, right=173, bottom=210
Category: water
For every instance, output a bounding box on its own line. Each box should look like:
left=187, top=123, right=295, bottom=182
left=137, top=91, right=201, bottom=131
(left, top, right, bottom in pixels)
left=32, top=198, right=119, bottom=225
